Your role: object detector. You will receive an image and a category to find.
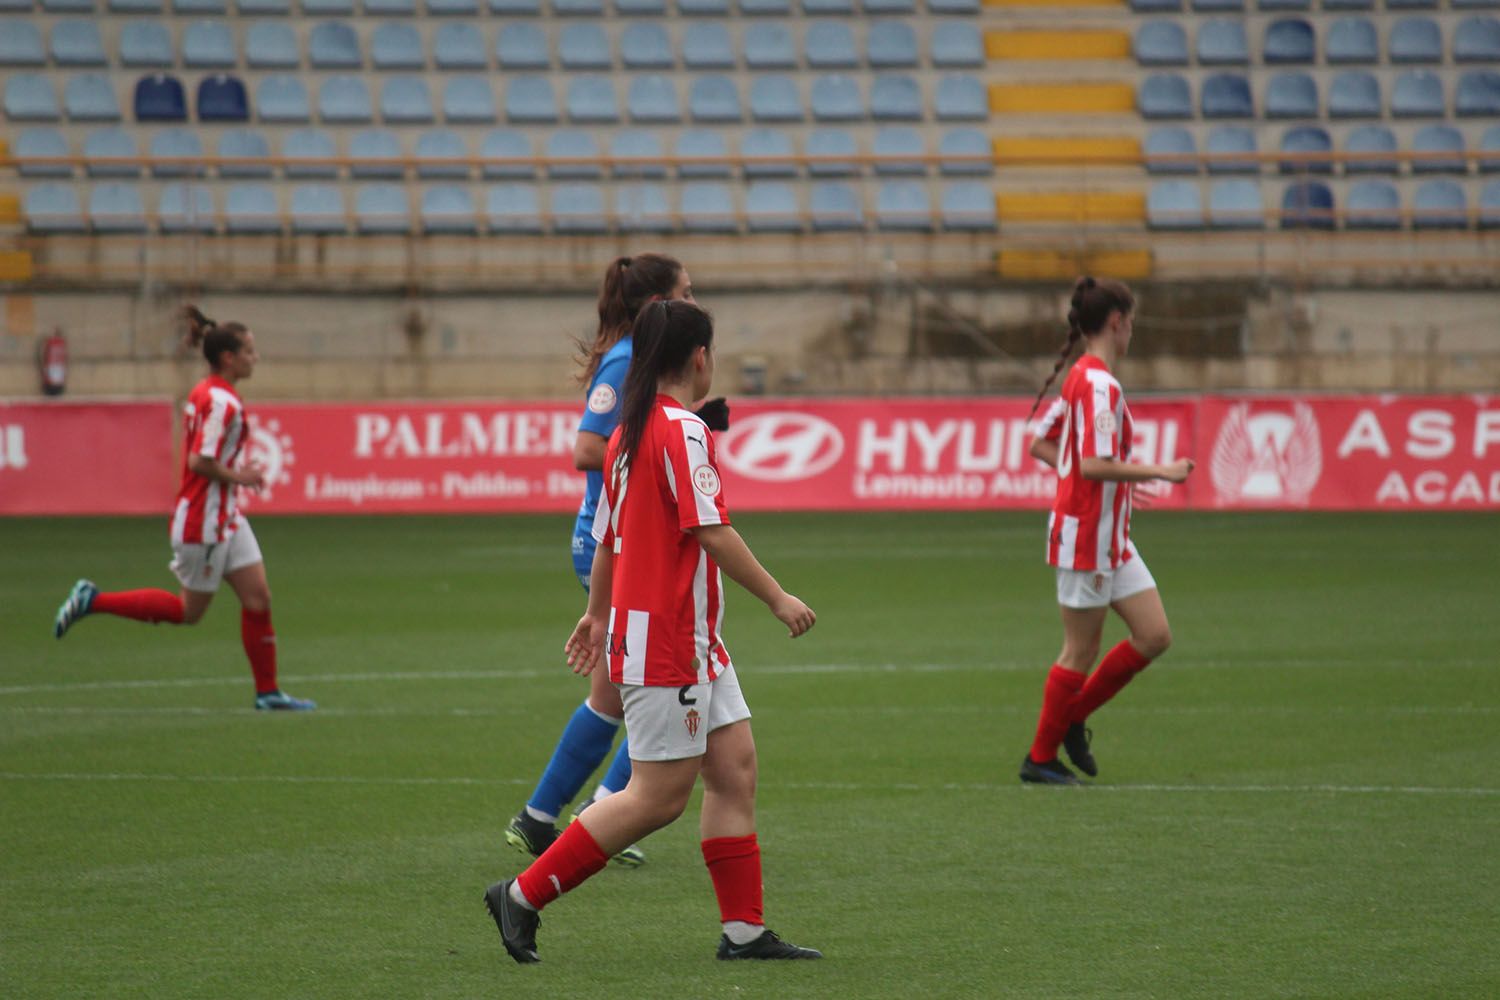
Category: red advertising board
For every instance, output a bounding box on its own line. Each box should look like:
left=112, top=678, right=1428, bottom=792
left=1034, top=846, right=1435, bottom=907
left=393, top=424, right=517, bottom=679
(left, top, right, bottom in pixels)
left=0, top=400, right=173, bottom=515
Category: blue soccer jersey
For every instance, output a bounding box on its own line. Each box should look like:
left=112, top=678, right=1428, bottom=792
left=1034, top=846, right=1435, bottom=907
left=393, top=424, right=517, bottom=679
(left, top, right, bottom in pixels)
left=572, top=336, right=632, bottom=581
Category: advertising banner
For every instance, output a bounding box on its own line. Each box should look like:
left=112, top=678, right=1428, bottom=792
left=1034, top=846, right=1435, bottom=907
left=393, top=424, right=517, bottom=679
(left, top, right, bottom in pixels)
left=0, top=401, right=174, bottom=515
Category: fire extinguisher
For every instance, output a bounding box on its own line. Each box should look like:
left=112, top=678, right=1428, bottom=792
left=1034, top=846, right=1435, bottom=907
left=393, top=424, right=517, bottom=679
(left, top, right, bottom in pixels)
left=39, top=328, right=67, bottom=397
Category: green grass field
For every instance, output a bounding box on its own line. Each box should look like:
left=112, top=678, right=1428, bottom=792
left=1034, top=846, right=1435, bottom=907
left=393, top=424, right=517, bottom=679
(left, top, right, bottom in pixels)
left=2, top=512, right=1496, bottom=999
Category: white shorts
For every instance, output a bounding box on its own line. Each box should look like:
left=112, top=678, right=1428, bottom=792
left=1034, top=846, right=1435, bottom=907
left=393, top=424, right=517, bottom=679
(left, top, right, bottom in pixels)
left=1056, top=551, right=1157, bottom=610
left=620, top=664, right=752, bottom=762
left=169, top=517, right=263, bottom=593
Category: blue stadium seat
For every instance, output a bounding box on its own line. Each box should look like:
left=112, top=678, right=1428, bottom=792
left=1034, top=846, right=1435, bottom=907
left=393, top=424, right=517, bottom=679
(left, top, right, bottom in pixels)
left=811, top=74, right=862, bottom=121
left=689, top=76, right=741, bottom=121
left=876, top=180, right=931, bottom=231
left=680, top=182, right=737, bottom=233
left=374, top=23, right=426, bottom=70
left=1258, top=0, right=1309, bottom=6
left=546, top=130, right=601, bottom=180
left=1345, top=179, right=1401, bottom=229
left=675, top=129, right=731, bottom=177
left=1387, top=0, right=1437, bottom=7
left=1198, top=20, right=1250, bottom=65
left=256, top=76, right=310, bottom=122
left=1264, top=19, right=1314, bottom=64
left=931, top=23, right=983, bottom=68
left=1412, top=124, right=1466, bottom=174
left=554, top=0, right=604, bottom=12
left=1389, top=17, right=1442, bottom=65
left=84, top=127, right=140, bottom=177
left=1208, top=179, right=1263, bottom=228
left=1412, top=178, right=1467, bottom=229
left=199, top=75, right=250, bottom=122
left=247, top=23, right=299, bottom=69
left=807, top=128, right=857, bottom=176
left=421, top=185, right=478, bottom=233
left=740, top=0, right=791, bottom=12
left=1139, top=74, right=1192, bottom=119
left=1392, top=71, right=1444, bottom=117
left=873, top=126, right=925, bottom=175
left=1456, top=0, right=1500, bottom=9
left=1192, top=0, right=1243, bottom=8
left=5, top=75, right=60, bottom=121
left=1280, top=180, right=1334, bottom=229
left=484, top=183, right=542, bottom=233
left=1479, top=180, right=1500, bottom=228
left=864, top=0, right=913, bottom=10
left=237, top=0, right=290, bottom=10
left=551, top=183, right=608, bottom=234
left=416, top=128, right=469, bottom=178
left=283, top=127, right=337, bottom=177
left=567, top=77, right=619, bottom=123
left=621, top=23, right=673, bottom=69
left=1202, top=73, right=1253, bottom=118
left=181, top=20, right=234, bottom=68
left=810, top=181, right=863, bottom=231
left=350, top=128, right=403, bottom=178
left=611, top=131, right=666, bottom=178
left=158, top=183, right=216, bottom=233
left=627, top=75, right=680, bottom=122
left=1455, top=16, right=1500, bottom=63
left=52, top=21, right=106, bottom=66
left=1326, top=17, right=1378, bottom=64
left=89, top=182, right=148, bottom=233
left=1144, top=127, right=1197, bottom=175
left=1481, top=125, right=1500, bottom=172
left=0, top=25, right=45, bottom=67
left=1266, top=73, right=1318, bottom=119
left=683, top=24, right=734, bottom=69
left=1278, top=125, right=1331, bottom=174
left=484, top=0, right=537, bottom=11
left=366, top=0, right=416, bottom=11
left=177, top=0, right=228, bottom=11
left=291, top=184, right=346, bottom=233
left=309, top=21, right=361, bottom=69
left=480, top=129, right=532, bottom=178
left=941, top=182, right=995, bottom=231
left=40, top=0, right=97, bottom=8
left=1135, top=22, right=1188, bottom=66
left=938, top=128, right=991, bottom=176
left=302, top=0, right=353, bottom=10
left=615, top=183, right=673, bottom=233
left=110, top=0, right=164, bottom=10
left=745, top=182, right=801, bottom=232
left=1457, top=71, right=1500, bottom=115
left=1343, top=124, right=1398, bottom=174
left=497, top=24, right=549, bottom=69
left=746, top=24, right=797, bottom=69
left=354, top=184, right=411, bottom=234
left=1205, top=129, right=1258, bottom=181
left=380, top=77, right=431, bottom=124
left=934, top=75, right=985, bottom=121
left=132, top=74, right=187, bottom=123
left=806, top=22, right=858, bottom=69
left=743, top=128, right=797, bottom=176
left=24, top=184, right=87, bottom=233
left=617, top=0, right=666, bottom=14
left=1131, top=0, right=1183, bottom=9
left=868, top=22, right=919, bottom=67
left=150, top=127, right=204, bottom=176
left=750, top=76, right=803, bottom=122
left=873, top=75, right=923, bottom=121
left=120, top=24, right=173, bottom=69
left=506, top=76, right=558, bottom=122
left=927, top=0, right=978, bottom=11
left=1329, top=71, right=1380, bottom=118
left=443, top=77, right=496, bottom=123
left=560, top=24, right=610, bottom=70
left=225, top=183, right=280, bottom=233
left=66, top=75, right=120, bottom=121
left=1147, top=180, right=1203, bottom=228
left=14, top=129, right=71, bottom=178
left=217, top=128, right=272, bottom=177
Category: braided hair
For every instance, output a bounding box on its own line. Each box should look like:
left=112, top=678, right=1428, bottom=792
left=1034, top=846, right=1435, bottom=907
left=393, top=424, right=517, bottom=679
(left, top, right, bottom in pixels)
left=1027, top=276, right=1135, bottom=419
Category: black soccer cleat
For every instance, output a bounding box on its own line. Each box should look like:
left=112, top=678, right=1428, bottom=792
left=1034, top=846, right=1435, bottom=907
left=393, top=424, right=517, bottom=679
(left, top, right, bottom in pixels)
left=1019, top=755, right=1084, bottom=786
left=504, top=810, right=559, bottom=858
left=716, top=929, right=823, bottom=961
left=484, top=879, right=541, bottom=964
left=1062, top=724, right=1098, bottom=777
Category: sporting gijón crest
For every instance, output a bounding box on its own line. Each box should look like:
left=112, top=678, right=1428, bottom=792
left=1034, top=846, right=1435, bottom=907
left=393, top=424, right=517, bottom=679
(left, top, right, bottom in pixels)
left=683, top=708, right=701, bottom=739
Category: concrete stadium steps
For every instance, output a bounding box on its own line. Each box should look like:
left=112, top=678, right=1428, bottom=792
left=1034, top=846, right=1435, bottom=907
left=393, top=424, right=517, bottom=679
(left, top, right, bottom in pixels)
left=996, top=246, right=1151, bottom=280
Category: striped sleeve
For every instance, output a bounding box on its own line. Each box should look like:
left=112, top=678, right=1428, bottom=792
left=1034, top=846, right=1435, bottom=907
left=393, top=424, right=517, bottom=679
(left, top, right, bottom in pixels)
left=1031, top=396, right=1066, bottom=443
left=592, top=440, right=621, bottom=547
left=667, top=417, right=729, bottom=531
left=1080, top=371, right=1122, bottom=460
left=197, top=392, right=237, bottom=460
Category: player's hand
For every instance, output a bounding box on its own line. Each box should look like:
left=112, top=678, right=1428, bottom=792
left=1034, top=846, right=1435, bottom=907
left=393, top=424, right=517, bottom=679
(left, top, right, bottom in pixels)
left=770, top=593, right=816, bottom=638
left=237, top=463, right=267, bottom=490
left=1160, top=458, right=1195, bottom=484
left=564, top=614, right=606, bottom=676
left=693, top=397, right=730, bottom=432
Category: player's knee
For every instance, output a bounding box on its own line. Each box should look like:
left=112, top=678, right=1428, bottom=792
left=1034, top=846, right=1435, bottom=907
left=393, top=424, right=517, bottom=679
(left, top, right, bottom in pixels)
left=241, top=590, right=271, bottom=613
left=1135, top=627, right=1172, bottom=660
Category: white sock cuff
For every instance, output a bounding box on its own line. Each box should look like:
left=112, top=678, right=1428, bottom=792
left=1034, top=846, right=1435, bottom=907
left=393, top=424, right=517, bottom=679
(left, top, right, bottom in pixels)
left=723, top=921, right=764, bottom=946
left=524, top=805, right=557, bottom=825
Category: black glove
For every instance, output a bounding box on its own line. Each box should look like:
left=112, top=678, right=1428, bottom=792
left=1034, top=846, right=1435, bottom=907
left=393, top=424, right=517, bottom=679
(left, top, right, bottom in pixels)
left=694, top=397, right=730, bottom=432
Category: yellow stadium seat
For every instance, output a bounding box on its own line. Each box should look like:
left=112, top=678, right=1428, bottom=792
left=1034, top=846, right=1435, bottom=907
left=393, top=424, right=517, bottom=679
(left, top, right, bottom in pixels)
left=0, top=139, right=10, bottom=165
left=986, top=31, right=1131, bottom=61
left=0, top=193, right=20, bottom=225
left=996, top=191, right=1145, bottom=224
left=993, top=136, right=1140, bottom=167
left=990, top=82, right=1136, bottom=115
left=0, top=251, right=34, bottom=282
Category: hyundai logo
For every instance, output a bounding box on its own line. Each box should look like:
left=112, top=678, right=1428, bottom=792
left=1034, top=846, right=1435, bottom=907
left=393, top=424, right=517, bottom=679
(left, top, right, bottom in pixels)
left=718, top=413, right=844, bottom=482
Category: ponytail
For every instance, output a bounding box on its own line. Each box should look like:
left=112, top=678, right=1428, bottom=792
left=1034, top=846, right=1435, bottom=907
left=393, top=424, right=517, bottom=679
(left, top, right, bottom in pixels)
left=617, top=300, right=715, bottom=465
left=1027, top=276, right=1135, bottom=419
left=181, top=304, right=248, bottom=372
left=577, top=252, right=684, bottom=385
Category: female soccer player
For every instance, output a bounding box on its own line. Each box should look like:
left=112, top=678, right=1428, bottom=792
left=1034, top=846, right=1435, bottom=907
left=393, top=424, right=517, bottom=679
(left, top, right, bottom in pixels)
left=505, top=254, right=727, bottom=867
left=484, top=300, right=821, bottom=963
left=52, top=307, right=314, bottom=712
left=1020, top=277, right=1193, bottom=784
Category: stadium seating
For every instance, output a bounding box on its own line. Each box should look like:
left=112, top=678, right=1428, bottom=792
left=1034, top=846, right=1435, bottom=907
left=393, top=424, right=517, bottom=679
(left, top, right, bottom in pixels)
left=1279, top=125, right=1331, bottom=175
left=1266, top=73, right=1318, bottom=119
left=1330, top=71, right=1381, bottom=118
left=1479, top=180, right=1500, bottom=227
left=1281, top=180, right=1334, bottom=229
left=247, top=23, right=299, bottom=69
left=810, top=181, right=863, bottom=231
left=219, top=129, right=273, bottom=178
left=284, top=128, right=337, bottom=178
left=291, top=183, right=345, bottom=234
left=0, top=23, right=45, bottom=66
left=743, top=128, right=796, bottom=177
left=1456, top=17, right=1500, bottom=63
left=119, top=23, right=173, bottom=68
left=52, top=21, right=107, bottom=67
left=1411, top=124, right=1466, bottom=174
left=1206, top=125, right=1258, bottom=174
left=480, top=129, right=532, bottom=179
left=615, top=183, right=672, bottom=233
left=256, top=76, right=310, bottom=122
left=484, top=183, right=542, bottom=233
left=1264, top=19, right=1314, bottom=64
left=415, top=129, right=468, bottom=179
left=349, top=129, right=403, bottom=179
left=875, top=180, right=931, bottom=230
left=1198, top=20, right=1250, bottom=65
left=1326, top=18, right=1379, bottom=64
left=1457, top=71, right=1500, bottom=115
left=225, top=182, right=280, bottom=233
left=83, top=127, right=139, bottom=177
left=1202, top=74, right=1254, bottom=118
left=1344, top=124, right=1399, bottom=174
left=89, top=182, right=148, bottom=232
left=158, top=182, right=216, bottom=233
left=937, top=128, right=990, bottom=175
left=1345, top=179, right=1401, bottom=229
left=355, top=184, right=411, bottom=234
left=1412, top=178, right=1467, bottom=228
left=182, top=20, right=236, bottom=69
left=150, top=128, right=204, bottom=177
left=1147, top=179, right=1202, bottom=229
left=1388, top=17, right=1442, bottom=65
left=444, top=78, right=497, bottom=123
left=680, top=182, right=736, bottom=232
left=1209, top=179, right=1263, bottom=228
left=14, top=128, right=71, bottom=178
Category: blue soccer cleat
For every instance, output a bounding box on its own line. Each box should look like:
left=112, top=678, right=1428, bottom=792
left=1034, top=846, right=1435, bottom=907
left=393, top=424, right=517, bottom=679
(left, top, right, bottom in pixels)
left=53, top=579, right=98, bottom=639
left=254, top=690, right=317, bottom=712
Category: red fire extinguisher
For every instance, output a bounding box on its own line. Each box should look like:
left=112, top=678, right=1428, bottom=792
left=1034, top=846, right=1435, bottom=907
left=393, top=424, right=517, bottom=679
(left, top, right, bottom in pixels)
left=39, top=328, right=68, bottom=396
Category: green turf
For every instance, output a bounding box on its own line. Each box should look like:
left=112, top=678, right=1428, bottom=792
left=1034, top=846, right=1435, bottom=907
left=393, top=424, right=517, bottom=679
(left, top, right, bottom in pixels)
left=2, top=512, right=1496, bottom=999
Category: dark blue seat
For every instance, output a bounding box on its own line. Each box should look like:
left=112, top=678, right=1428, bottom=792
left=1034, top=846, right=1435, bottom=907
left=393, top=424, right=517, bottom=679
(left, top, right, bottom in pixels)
left=1280, top=180, right=1335, bottom=229
left=1329, top=71, right=1381, bottom=118
left=134, top=73, right=187, bottom=121
left=1208, top=179, right=1263, bottom=228
left=1457, top=71, right=1500, bottom=116
left=1412, top=178, right=1468, bottom=229
left=1392, top=71, right=1445, bottom=117
left=1134, top=22, right=1188, bottom=66
left=1278, top=125, right=1331, bottom=175
left=1455, top=16, right=1500, bottom=63
left=198, top=75, right=249, bottom=122
left=1139, top=74, right=1192, bottom=119
left=1206, top=125, right=1258, bottom=174
left=1147, top=180, right=1204, bottom=228
left=810, top=182, right=864, bottom=231
left=1202, top=73, right=1253, bottom=118
left=1343, top=125, right=1398, bottom=174
left=1266, top=72, right=1318, bottom=119
left=1197, top=19, right=1249, bottom=65
left=1389, top=17, right=1442, bottom=64
left=1326, top=17, right=1378, bottom=64
left=1345, top=179, right=1401, bottom=229
left=1264, top=18, right=1315, bottom=64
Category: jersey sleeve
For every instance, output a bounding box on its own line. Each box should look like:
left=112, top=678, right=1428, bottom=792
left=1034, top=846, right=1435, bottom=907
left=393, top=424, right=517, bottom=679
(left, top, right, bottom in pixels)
left=578, top=355, right=629, bottom=439
left=665, top=418, right=730, bottom=531
left=591, top=433, right=621, bottom=547
left=1078, top=374, right=1123, bottom=460
left=1030, top=397, right=1066, bottom=443
left=196, top=394, right=238, bottom=460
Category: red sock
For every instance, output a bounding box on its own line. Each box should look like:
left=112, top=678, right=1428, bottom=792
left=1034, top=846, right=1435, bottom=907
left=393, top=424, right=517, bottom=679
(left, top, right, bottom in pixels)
left=91, top=589, right=185, bottom=625
left=702, top=834, right=763, bottom=926
left=241, top=608, right=279, bottom=695
left=1070, top=640, right=1152, bottom=723
left=515, top=819, right=610, bottom=910
left=1029, top=665, right=1086, bottom=764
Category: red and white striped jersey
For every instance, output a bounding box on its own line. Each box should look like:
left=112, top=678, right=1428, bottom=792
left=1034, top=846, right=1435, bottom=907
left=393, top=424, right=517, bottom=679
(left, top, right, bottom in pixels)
left=591, top=394, right=733, bottom=687
left=171, top=374, right=247, bottom=546
left=1045, top=355, right=1135, bottom=572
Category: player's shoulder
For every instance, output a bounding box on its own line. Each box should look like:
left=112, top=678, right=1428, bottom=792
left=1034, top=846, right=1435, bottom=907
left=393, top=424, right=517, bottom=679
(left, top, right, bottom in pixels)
left=598, top=336, right=633, bottom=371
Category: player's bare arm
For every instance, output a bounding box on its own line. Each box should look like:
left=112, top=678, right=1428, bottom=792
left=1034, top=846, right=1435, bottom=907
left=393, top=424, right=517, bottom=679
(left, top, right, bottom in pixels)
left=1030, top=437, right=1059, bottom=470
left=565, top=545, right=613, bottom=675
left=690, top=524, right=816, bottom=638
left=187, top=453, right=266, bottom=490
left=1079, top=455, right=1195, bottom=484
